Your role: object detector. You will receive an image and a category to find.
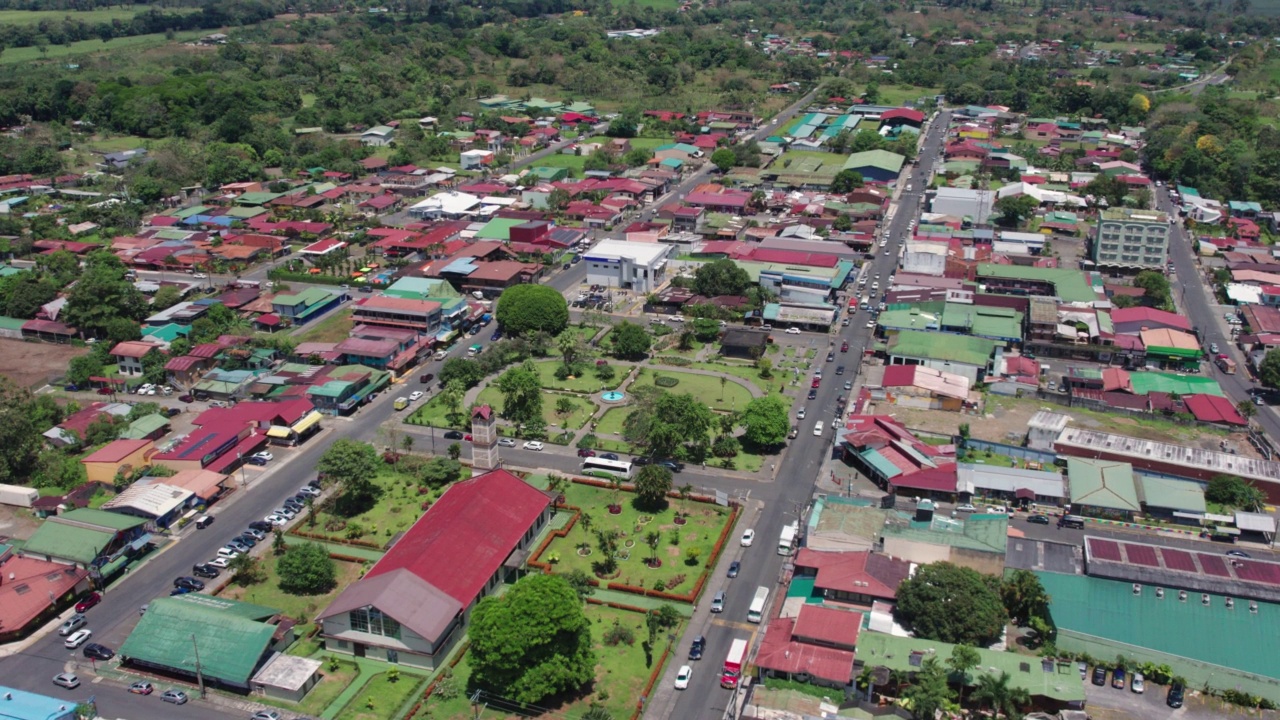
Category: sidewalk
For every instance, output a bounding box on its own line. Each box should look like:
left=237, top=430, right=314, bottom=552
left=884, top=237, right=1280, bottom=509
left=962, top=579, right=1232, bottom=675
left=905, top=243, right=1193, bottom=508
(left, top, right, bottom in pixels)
left=641, top=498, right=762, bottom=720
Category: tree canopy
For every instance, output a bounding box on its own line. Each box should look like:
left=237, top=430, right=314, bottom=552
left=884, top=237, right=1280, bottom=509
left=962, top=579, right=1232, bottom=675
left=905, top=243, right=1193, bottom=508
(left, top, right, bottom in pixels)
left=469, top=574, right=596, bottom=705
left=1206, top=474, right=1265, bottom=510
left=623, top=387, right=716, bottom=461
left=496, top=284, right=569, bottom=338
left=634, top=464, right=673, bottom=510
left=693, top=258, right=752, bottom=298
left=740, top=395, right=790, bottom=448
left=496, top=361, right=545, bottom=436
left=830, top=168, right=864, bottom=194
left=894, top=562, right=1008, bottom=646
left=276, top=542, right=337, bottom=595
left=317, top=440, right=381, bottom=515
left=610, top=321, right=651, bottom=360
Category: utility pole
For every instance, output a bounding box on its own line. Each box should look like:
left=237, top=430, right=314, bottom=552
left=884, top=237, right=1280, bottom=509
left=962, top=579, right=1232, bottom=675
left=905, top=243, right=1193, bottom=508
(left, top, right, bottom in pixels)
left=191, top=633, right=206, bottom=698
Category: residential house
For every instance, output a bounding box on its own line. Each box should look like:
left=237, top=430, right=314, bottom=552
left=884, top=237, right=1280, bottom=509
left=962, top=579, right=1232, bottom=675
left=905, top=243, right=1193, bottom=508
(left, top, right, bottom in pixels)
left=755, top=606, right=860, bottom=687
left=0, top=550, right=91, bottom=643
left=271, top=288, right=344, bottom=326
left=110, top=340, right=162, bottom=377
left=793, top=549, right=912, bottom=606
left=81, top=439, right=155, bottom=484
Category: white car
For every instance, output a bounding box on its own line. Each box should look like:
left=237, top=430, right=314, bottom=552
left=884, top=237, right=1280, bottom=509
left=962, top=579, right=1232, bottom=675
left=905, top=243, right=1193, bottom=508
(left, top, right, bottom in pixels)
left=497, top=438, right=517, bottom=447
left=814, top=421, right=825, bottom=436
left=523, top=441, right=544, bottom=451
left=668, top=315, right=684, bottom=323
left=216, top=546, right=241, bottom=558
left=252, top=451, right=274, bottom=462
left=273, top=507, right=296, bottom=519
left=264, top=514, right=288, bottom=526
left=64, top=629, right=92, bottom=649
left=1131, top=672, right=1145, bottom=694
left=434, top=350, right=448, bottom=361
left=408, top=391, right=424, bottom=402
left=796, top=407, right=806, bottom=420
left=207, top=556, right=231, bottom=568
left=784, top=327, right=801, bottom=335
left=193, top=273, right=208, bottom=279
left=740, top=529, right=755, bottom=547
left=866, top=320, right=876, bottom=329
left=674, top=665, right=692, bottom=690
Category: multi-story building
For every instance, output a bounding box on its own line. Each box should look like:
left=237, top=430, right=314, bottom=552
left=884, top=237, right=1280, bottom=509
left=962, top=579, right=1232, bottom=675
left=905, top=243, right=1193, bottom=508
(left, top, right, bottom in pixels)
left=1092, top=208, right=1170, bottom=271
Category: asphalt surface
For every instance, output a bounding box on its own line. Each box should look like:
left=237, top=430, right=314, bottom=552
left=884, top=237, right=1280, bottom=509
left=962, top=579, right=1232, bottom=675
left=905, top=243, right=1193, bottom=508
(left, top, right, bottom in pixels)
left=657, top=109, right=954, bottom=719
left=1159, top=191, right=1280, bottom=443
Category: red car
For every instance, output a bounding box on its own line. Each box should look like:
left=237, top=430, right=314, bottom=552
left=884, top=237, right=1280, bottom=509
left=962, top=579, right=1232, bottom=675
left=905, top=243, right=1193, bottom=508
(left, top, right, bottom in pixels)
left=74, top=592, right=102, bottom=614
left=96, top=387, right=113, bottom=395
left=811, top=377, right=821, bottom=388
left=840, top=341, right=849, bottom=353
left=577, top=449, right=596, bottom=458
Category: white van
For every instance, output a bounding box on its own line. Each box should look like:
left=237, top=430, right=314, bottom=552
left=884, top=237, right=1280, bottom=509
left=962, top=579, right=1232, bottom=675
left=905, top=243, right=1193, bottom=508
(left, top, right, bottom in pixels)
left=813, top=421, right=825, bottom=436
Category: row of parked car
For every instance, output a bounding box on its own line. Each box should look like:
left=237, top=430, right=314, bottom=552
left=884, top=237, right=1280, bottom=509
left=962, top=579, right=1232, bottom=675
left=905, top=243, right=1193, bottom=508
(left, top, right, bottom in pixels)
left=1090, top=665, right=1184, bottom=708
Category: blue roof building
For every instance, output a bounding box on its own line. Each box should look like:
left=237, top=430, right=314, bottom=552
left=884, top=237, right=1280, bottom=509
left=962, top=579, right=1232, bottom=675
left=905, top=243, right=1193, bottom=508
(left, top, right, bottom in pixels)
left=0, top=685, right=77, bottom=720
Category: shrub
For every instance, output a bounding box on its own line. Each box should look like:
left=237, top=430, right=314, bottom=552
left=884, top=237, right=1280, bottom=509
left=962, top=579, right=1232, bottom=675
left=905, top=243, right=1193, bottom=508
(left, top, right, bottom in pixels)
left=654, top=375, right=679, bottom=388
left=577, top=433, right=599, bottom=449
left=602, top=619, right=636, bottom=646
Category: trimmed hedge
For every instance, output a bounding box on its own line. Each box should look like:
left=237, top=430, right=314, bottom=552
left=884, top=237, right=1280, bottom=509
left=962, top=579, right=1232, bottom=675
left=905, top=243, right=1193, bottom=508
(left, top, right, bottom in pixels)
left=290, top=529, right=384, bottom=550
left=653, top=375, right=680, bottom=387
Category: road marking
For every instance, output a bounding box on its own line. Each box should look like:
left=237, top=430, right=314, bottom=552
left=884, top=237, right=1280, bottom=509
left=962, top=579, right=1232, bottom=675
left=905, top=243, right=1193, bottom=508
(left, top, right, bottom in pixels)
left=710, top=619, right=757, bottom=632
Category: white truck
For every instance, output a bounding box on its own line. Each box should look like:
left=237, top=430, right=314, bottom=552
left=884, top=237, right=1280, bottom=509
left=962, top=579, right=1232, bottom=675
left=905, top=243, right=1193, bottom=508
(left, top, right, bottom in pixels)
left=778, top=522, right=798, bottom=555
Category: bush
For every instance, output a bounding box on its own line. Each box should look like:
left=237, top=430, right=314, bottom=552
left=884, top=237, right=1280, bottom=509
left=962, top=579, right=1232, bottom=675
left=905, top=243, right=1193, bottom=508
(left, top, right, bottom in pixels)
left=578, top=433, right=598, bottom=449
left=602, top=619, right=636, bottom=646
left=654, top=375, right=679, bottom=388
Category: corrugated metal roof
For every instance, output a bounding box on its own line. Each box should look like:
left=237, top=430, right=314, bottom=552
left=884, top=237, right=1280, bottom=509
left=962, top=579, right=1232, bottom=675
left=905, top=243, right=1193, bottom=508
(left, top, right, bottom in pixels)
left=119, top=596, right=278, bottom=685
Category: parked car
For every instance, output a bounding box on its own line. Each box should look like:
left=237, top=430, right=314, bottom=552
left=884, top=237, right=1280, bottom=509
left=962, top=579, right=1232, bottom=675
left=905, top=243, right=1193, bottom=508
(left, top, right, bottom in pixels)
left=252, top=451, right=274, bottom=462
left=74, top=592, right=102, bottom=614
left=497, top=438, right=517, bottom=447
left=64, top=629, right=93, bottom=649
left=192, top=564, right=220, bottom=579
left=826, top=352, right=835, bottom=362
left=419, top=373, right=435, bottom=384
left=1131, top=672, right=1145, bottom=694
left=843, top=381, right=852, bottom=390
left=1227, top=550, right=1251, bottom=558
left=57, top=615, right=87, bottom=636
left=807, top=388, right=817, bottom=400
left=523, top=441, right=545, bottom=451
left=1111, top=667, right=1126, bottom=689
left=443, top=430, right=464, bottom=440
left=408, top=391, right=424, bottom=402
left=1092, top=667, right=1107, bottom=686
left=218, top=545, right=244, bottom=558
left=251, top=711, right=282, bottom=720
left=658, top=460, right=680, bottom=473
left=208, top=556, right=231, bottom=568
left=674, top=665, right=692, bottom=690
left=83, top=643, right=114, bottom=661
left=577, top=449, right=596, bottom=458
left=785, top=327, right=801, bottom=335
left=174, top=576, right=205, bottom=591
left=810, top=377, right=820, bottom=388
left=727, top=561, right=740, bottom=578
left=161, top=690, right=189, bottom=705
left=600, top=452, right=620, bottom=461
left=245, top=455, right=268, bottom=466
left=1167, top=682, right=1185, bottom=708
left=128, top=681, right=154, bottom=695
left=248, top=521, right=275, bottom=533
left=297, top=486, right=321, bottom=498
left=797, top=407, right=806, bottom=419
left=836, top=365, right=845, bottom=375
left=52, top=673, right=80, bottom=690
left=740, top=529, right=755, bottom=547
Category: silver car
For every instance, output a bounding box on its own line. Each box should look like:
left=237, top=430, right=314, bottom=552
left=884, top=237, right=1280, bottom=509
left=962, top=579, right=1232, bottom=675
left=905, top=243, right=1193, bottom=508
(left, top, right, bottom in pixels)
left=57, top=614, right=87, bottom=636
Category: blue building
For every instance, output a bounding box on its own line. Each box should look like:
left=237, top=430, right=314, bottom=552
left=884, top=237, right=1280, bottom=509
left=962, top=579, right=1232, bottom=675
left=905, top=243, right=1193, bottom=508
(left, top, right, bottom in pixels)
left=0, top=685, right=78, bottom=720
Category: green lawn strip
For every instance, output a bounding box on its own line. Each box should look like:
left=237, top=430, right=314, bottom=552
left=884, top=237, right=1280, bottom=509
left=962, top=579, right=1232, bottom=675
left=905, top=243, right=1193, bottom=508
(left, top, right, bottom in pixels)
left=0, top=29, right=204, bottom=64
left=218, top=554, right=365, bottom=641
left=300, top=466, right=436, bottom=545
left=405, top=392, right=458, bottom=429
left=332, top=670, right=427, bottom=720
left=475, top=385, right=598, bottom=431
left=294, top=308, right=354, bottom=344
left=686, top=360, right=780, bottom=395
left=541, top=482, right=730, bottom=596
left=631, top=367, right=755, bottom=412
left=283, top=534, right=385, bottom=562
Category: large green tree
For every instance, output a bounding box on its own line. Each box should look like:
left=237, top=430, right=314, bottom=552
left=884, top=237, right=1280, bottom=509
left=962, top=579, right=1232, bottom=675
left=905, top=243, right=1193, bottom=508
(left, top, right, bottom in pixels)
left=894, top=562, right=1008, bottom=646
left=1133, top=270, right=1173, bottom=311
left=634, top=464, right=673, bottom=510
left=610, top=321, right=651, bottom=360
left=439, top=358, right=485, bottom=389
left=496, top=285, right=569, bottom=337
left=469, top=574, right=596, bottom=705
left=903, top=656, right=956, bottom=720
left=1259, top=350, right=1280, bottom=390
left=317, top=439, right=381, bottom=515
left=830, top=169, right=864, bottom=194
left=496, top=361, right=544, bottom=435
left=0, top=377, right=41, bottom=482
left=693, top=258, right=752, bottom=298
left=276, top=541, right=337, bottom=595
left=994, top=194, right=1037, bottom=227
left=710, top=147, right=736, bottom=173
left=740, top=395, right=789, bottom=448
left=1000, top=569, right=1052, bottom=626
left=63, top=251, right=148, bottom=337
left=623, top=388, right=716, bottom=461
left=1206, top=474, right=1265, bottom=510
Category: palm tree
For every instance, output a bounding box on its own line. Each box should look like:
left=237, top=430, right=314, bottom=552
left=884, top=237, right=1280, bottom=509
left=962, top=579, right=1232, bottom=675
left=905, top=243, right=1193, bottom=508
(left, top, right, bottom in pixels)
left=971, top=671, right=1028, bottom=718
left=645, top=530, right=661, bottom=565
left=678, top=483, right=693, bottom=518
left=579, top=512, right=594, bottom=535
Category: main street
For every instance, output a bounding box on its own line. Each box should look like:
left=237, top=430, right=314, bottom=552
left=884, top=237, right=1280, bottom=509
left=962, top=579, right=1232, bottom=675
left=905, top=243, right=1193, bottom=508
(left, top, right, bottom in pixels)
left=1159, top=191, right=1280, bottom=444
left=652, top=109, right=953, bottom=720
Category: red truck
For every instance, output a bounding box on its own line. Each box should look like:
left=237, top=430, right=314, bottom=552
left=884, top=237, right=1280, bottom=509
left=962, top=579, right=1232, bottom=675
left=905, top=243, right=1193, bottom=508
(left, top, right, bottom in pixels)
left=721, top=638, right=748, bottom=688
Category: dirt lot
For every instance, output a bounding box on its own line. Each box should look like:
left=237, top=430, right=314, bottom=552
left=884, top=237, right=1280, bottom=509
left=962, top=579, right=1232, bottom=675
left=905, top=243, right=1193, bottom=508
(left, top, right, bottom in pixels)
left=0, top=339, right=87, bottom=390
left=878, top=393, right=1262, bottom=459
left=0, top=505, right=41, bottom=543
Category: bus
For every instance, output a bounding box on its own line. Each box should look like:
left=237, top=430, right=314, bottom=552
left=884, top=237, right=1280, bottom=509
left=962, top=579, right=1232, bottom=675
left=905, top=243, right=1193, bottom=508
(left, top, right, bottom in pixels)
left=582, top=457, right=634, bottom=480
left=747, top=586, right=769, bottom=624
left=721, top=638, right=747, bottom=689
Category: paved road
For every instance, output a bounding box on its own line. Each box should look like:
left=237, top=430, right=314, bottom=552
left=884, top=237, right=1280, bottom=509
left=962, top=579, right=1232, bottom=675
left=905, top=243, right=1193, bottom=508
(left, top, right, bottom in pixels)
left=654, top=107, right=953, bottom=720
left=1159, top=192, right=1280, bottom=443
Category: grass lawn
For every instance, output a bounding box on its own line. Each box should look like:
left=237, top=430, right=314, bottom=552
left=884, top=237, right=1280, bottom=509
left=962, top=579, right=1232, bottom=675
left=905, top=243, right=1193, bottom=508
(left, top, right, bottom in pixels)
left=476, top=385, right=598, bottom=431
left=531, top=153, right=588, bottom=177
left=301, top=92, right=317, bottom=108
left=301, top=466, right=451, bottom=545
left=338, top=671, right=427, bottom=720
left=686, top=360, right=783, bottom=396
left=415, top=604, right=679, bottom=720
left=405, top=392, right=457, bottom=429
left=294, top=308, right=353, bottom=344
left=631, top=367, right=754, bottom=412
left=629, top=136, right=676, bottom=150
left=79, top=135, right=152, bottom=153
left=0, top=7, right=194, bottom=23
left=219, top=554, right=365, bottom=643
left=532, top=358, right=625, bottom=392
left=0, top=29, right=203, bottom=65
left=258, top=658, right=359, bottom=717
left=540, top=481, right=732, bottom=597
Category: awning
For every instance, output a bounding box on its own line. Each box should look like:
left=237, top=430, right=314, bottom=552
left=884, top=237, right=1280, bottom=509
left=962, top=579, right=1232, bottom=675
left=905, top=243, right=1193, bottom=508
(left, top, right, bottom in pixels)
left=266, top=426, right=293, bottom=439
left=291, top=411, right=323, bottom=435
left=129, top=533, right=153, bottom=551
left=1015, top=488, right=1035, bottom=499
left=99, top=555, right=129, bottom=576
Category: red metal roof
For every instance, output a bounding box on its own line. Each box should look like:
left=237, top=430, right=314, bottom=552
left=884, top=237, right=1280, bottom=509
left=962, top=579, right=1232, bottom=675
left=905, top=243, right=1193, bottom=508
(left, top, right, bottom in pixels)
left=165, top=355, right=203, bottom=372
left=1183, top=394, right=1248, bottom=426
left=792, top=604, right=863, bottom=648
left=363, top=469, right=551, bottom=605
left=82, top=439, right=153, bottom=464
left=880, top=107, right=925, bottom=124
left=110, top=340, right=160, bottom=359
left=1110, top=307, right=1192, bottom=332
left=794, top=549, right=910, bottom=601
left=0, top=556, right=88, bottom=637
left=754, top=616, right=856, bottom=684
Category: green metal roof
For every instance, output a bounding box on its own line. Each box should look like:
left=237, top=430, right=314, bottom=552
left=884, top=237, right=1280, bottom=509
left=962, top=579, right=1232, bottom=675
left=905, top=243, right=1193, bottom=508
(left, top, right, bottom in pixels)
left=975, top=264, right=1097, bottom=303
left=474, top=218, right=526, bottom=241
left=142, top=323, right=189, bottom=343
left=225, top=206, right=267, bottom=219
left=275, top=287, right=338, bottom=309
left=855, top=631, right=1085, bottom=703
left=878, top=309, right=940, bottom=331
left=859, top=448, right=903, bottom=479
left=888, top=329, right=997, bottom=368
left=940, top=303, right=1024, bottom=341
left=842, top=149, right=905, bottom=174
left=59, top=508, right=148, bottom=531
left=119, top=595, right=278, bottom=686
left=23, top=523, right=115, bottom=564
left=1137, top=474, right=1206, bottom=513
left=1035, top=572, right=1280, bottom=700
left=0, top=315, right=27, bottom=331
left=1128, top=372, right=1224, bottom=398
left=1066, top=457, right=1139, bottom=512
left=234, top=192, right=284, bottom=206
left=119, top=414, right=169, bottom=440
